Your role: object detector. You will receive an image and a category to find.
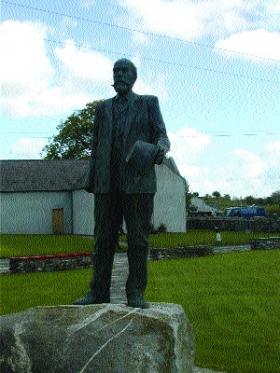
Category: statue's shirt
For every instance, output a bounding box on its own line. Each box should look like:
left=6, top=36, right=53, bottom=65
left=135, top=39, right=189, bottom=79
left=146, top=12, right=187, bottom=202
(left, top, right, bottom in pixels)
left=111, top=94, right=131, bottom=191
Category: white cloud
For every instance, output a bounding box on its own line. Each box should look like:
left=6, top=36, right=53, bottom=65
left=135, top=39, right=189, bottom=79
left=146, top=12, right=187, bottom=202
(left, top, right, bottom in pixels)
left=167, top=127, right=211, bottom=190
left=169, top=133, right=280, bottom=197
left=0, top=20, right=54, bottom=87
left=10, top=138, right=47, bottom=158
left=55, top=42, right=113, bottom=82
left=222, top=146, right=278, bottom=197
left=118, top=0, right=277, bottom=41
left=0, top=20, right=89, bottom=117
left=221, top=145, right=280, bottom=197
left=134, top=74, right=168, bottom=101
left=268, top=0, right=280, bottom=14
left=131, top=30, right=149, bottom=44
left=0, top=20, right=114, bottom=117
left=169, top=127, right=211, bottom=161
left=266, top=140, right=280, bottom=153
left=1, top=20, right=168, bottom=118
left=215, top=29, right=280, bottom=62
left=266, top=140, right=280, bottom=166
left=232, top=148, right=267, bottom=178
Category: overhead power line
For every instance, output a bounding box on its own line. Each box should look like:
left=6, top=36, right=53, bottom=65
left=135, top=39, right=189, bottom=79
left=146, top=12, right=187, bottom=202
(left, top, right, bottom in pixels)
left=0, top=32, right=276, bottom=85
left=3, top=131, right=279, bottom=138
left=39, top=37, right=280, bottom=84
left=3, top=0, right=280, bottom=65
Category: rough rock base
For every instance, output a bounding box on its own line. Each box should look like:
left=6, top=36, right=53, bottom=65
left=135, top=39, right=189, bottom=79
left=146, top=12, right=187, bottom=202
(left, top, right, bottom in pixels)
left=1, top=303, right=195, bottom=373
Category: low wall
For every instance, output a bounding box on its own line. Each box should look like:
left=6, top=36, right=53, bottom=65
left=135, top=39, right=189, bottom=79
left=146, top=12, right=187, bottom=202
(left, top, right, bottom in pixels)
left=10, top=253, right=93, bottom=274
left=187, top=217, right=280, bottom=232
left=149, top=246, right=213, bottom=260
left=9, top=247, right=213, bottom=274
left=250, top=237, right=280, bottom=250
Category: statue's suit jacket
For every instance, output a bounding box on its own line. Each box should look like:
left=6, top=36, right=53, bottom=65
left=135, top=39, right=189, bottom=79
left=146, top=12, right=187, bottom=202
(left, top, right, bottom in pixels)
left=86, top=92, right=170, bottom=194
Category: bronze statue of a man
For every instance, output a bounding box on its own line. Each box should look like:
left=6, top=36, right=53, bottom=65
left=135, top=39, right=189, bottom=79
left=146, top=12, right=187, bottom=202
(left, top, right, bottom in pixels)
left=75, top=59, right=170, bottom=308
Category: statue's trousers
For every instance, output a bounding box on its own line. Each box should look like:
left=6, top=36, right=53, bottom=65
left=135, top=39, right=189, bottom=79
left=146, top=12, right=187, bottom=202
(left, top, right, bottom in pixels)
left=90, top=190, right=154, bottom=301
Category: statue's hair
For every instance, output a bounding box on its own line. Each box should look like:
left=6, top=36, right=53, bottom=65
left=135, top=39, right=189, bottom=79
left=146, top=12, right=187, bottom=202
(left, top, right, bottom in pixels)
left=114, top=58, right=137, bottom=81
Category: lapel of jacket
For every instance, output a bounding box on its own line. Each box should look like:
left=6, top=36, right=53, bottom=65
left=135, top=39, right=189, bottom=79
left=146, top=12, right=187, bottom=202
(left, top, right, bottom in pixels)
left=123, top=92, right=141, bottom=144
left=104, top=98, right=113, bottom=139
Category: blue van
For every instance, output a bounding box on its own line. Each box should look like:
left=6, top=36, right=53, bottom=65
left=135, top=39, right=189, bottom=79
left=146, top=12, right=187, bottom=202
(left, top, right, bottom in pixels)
left=225, top=206, right=267, bottom=218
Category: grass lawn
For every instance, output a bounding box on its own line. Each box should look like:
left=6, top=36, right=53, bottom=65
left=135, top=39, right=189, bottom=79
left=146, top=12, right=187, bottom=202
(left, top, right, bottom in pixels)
left=149, top=230, right=280, bottom=248
left=1, top=250, right=279, bottom=372
left=0, top=268, right=93, bottom=314
left=146, top=250, right=280, bottom=373
left=0, top=234, right=94, bottom=258
left=1, top=231, right=279, bottom=257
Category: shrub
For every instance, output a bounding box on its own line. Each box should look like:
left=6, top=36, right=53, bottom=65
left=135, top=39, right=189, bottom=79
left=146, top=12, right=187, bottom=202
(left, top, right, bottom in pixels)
left=157, top=224, right=167, bottom=233
left=149, top=223, right=167, bottom=234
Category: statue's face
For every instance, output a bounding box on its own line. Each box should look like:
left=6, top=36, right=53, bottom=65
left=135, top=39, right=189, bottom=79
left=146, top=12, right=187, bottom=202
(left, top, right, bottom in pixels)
left=113, top=61, right=136, bottom=95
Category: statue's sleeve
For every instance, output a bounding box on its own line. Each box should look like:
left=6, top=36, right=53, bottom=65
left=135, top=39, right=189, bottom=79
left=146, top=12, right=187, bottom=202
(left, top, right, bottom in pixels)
left=85, top=103, right=102, bottom=192
left=150, top=96, right=170, bottom=153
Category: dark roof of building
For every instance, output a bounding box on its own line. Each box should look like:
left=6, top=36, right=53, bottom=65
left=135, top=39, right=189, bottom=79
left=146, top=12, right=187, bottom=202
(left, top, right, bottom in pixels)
left=0, top=158, right=184, bottom=192
left=0, top=159, right=88, bottom=192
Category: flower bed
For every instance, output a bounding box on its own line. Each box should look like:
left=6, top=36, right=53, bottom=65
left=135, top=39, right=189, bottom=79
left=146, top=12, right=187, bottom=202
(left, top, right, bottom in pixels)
left=10, top=252, right=92, bottom=273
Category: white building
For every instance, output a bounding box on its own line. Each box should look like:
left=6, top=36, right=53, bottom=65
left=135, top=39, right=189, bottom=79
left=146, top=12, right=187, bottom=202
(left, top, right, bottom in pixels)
left=0, top=159, right=186, bottom=234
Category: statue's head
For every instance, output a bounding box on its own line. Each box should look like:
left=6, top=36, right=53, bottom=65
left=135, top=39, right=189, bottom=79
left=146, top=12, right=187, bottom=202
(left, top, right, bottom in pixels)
left=112, top=58, right=137, bottom=95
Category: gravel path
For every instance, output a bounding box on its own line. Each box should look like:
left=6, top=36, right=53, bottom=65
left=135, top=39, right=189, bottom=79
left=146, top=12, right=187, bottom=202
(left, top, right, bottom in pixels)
left=110, top=252, right=129, bottom=304
left=213, top=244, right=251, bottom=254
left=0, top=259, right=10, bottom=274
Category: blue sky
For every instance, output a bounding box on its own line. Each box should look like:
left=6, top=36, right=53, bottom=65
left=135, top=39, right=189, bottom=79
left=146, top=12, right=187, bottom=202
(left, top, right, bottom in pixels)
left=1, top=0, right=280, bottom=197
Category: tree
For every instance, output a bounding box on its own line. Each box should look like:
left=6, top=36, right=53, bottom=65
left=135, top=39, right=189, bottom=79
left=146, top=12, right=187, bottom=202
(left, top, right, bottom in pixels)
left=256, top=197, right=265, bottom=205
left=185, top=180, right=192, bottom=211
left=245, top=195, right=255, bottom=205
left=212, top=191, right=221, bottom=198
left=271, top=190, right=280, bottom=204
left=41, top=101, right=101, bottom=159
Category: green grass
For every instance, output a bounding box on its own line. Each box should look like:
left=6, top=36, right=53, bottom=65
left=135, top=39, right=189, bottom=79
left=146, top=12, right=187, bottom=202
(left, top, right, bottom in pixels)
left=1, top=231, right=279, bottom=258
left=0, top=234, right=94, bottom=258
left=146, top=250, right=280, bottom=373
left=0, top=268, right=93, bottom=314
left=1, top=250, right=279, bottom=372
left=149, top=230, right=280, bottom=248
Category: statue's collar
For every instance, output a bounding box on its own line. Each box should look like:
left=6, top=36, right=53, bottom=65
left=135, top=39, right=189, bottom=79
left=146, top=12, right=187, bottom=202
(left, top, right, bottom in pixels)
left=114, top=91, right=137, bottom=103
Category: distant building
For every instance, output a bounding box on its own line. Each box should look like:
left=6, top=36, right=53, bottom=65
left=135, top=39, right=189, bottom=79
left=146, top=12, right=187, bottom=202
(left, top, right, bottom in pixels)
left=0, top=158, right=186, bottom=234
left=190, top=196, right=221, bottom=216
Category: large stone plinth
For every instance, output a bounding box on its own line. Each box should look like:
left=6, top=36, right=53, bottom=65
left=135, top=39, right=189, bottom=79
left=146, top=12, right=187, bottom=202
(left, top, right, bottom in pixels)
left=0, top=303, right=195, bottom=373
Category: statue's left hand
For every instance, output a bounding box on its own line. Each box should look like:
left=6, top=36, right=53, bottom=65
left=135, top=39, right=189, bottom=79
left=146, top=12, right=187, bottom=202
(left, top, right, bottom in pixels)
left=154, top=144, right=166, bottom=165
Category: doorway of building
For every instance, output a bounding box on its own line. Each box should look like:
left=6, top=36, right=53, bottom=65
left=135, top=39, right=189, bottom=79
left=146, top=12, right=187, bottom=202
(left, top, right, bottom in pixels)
left=52, top=208, right=64, bottom=234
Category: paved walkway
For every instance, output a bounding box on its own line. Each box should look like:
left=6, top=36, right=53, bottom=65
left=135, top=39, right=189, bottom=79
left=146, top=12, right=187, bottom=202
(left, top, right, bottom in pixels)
left=110, top=252, right=129, bottom=304
left=213, top=244, right=250, bottom=254
left=0, top=259, right=10, bottom=274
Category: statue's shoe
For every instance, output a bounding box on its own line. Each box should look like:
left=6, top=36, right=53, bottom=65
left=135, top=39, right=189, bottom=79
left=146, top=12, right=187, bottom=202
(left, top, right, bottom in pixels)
left=73, top=292, right=110, bottom=305
left=127, top=294, right=150, bottom=309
